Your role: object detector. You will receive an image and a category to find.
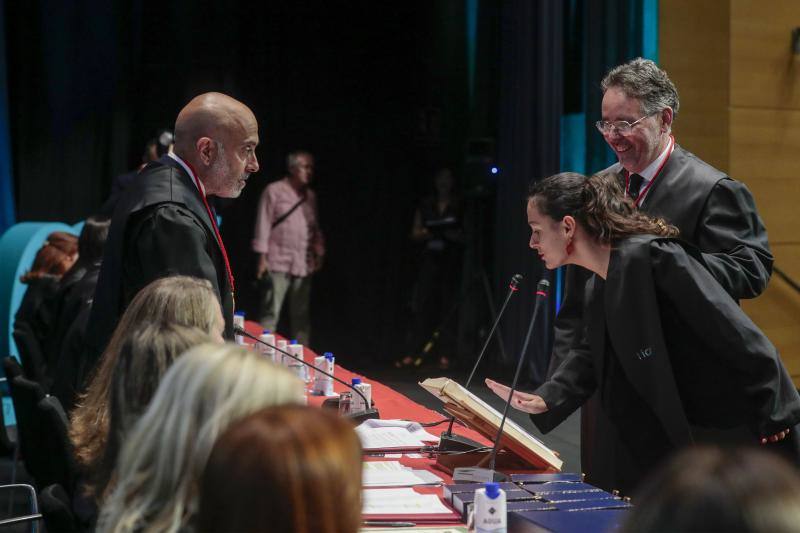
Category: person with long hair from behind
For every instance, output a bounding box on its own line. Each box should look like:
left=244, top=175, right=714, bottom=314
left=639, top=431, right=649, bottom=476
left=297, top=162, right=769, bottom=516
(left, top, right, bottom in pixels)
left=70, top=275, right=225, bottom=503
left=97, top=344, right=304, bottom=533
left=485, top=172, right=800, bottom=495
left=197, top=405, right=363, bottom=533
left=93, top=322, right=211, bottom=502
left=621, top=447, right=800, bottom=532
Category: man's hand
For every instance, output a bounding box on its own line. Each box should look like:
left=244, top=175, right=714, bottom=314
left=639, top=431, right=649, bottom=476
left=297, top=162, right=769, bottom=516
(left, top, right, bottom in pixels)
left=485, top=378, right=548, bottom=414
left=256, top=254, right=269, bottom=280
left=761, top=427, right=790, bottom=444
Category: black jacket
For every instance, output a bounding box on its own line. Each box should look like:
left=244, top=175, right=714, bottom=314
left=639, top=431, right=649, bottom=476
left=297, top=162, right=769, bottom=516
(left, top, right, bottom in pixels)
left=87, top=155, right=233, bottom=356
left=533, top=236, right=799, bottom=493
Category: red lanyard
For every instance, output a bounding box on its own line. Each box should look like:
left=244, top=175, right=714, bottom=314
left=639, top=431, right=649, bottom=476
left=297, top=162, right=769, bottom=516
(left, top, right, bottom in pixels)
left=624, top=135, right=674, bottom=208
left=184, top=161, right=236, bottom=296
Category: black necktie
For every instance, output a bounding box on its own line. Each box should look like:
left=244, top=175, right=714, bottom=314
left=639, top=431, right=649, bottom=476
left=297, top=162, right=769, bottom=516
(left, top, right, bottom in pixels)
left=627, top=173, right=644, bottom=201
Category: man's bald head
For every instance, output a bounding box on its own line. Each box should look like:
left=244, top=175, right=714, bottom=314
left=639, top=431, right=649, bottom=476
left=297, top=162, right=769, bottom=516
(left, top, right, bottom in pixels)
left=173, top=92, right=260, bottom=198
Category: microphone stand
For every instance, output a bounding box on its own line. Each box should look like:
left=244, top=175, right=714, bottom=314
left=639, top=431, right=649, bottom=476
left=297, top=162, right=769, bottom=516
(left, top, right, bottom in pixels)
left=235, top=326, right=380, bottom=423
left=438, top=274, right=523, bottom=452
left=452, top=279, right=550, bottom=483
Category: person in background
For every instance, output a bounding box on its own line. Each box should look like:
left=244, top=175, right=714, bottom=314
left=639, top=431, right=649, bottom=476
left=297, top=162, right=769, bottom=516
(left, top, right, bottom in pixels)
left=100, top=129, right=174, bottom=216
left=621, top=447, right=800, bottom=532
left=70, top=275, right=225, bottom=503
left=486, top=172, right=799, bottom=495
left=252, top=150, right=324, bottom=345
left=96, top=344, right=303, bottom=533
left=196, top=405, right=362, bottom=533
left=14, top=231, right=79, bottom=343
left=46, top=215, right=111, bottom=397
left=399, top=167, right=463, bottom=370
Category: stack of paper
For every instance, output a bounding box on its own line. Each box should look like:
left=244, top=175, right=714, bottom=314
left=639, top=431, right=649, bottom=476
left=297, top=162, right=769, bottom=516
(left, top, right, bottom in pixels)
left=356, top=419, right=440, bottom=451
left=363, top=461, right=443, bottom=487
left=362, top=488, right=461, bottom=523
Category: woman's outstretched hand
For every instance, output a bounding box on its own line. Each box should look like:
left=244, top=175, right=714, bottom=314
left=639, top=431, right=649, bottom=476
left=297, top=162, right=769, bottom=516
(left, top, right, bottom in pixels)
left=485, top=378, right=548, bottom=414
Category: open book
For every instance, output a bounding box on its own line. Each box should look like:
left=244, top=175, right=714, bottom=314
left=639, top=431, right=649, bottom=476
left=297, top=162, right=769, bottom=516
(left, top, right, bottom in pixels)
left=420, top=377, right=563, bottom=472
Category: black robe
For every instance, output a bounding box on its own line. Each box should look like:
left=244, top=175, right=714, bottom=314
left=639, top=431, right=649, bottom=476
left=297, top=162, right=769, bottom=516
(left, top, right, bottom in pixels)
left=87, top=155, right=234, bottom=356
left=532, top=236, right=800, bottom=495
left=546, top=144, right=774, bottom=477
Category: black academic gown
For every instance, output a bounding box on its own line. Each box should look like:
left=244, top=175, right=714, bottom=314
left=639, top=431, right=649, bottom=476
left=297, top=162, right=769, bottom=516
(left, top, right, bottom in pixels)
left=546, top=144, right=774, bottom=477
left=532, top=236, right=800, bottom=495
left=87, top=155, right=234, bottom=357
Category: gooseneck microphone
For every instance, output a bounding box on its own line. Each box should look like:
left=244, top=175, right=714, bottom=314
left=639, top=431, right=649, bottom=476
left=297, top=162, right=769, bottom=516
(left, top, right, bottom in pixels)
left=452, top=279, right=550, bottom=483
left=234, top=326, right=380, bottom=422
left=439, top=274, right=523, bottom=451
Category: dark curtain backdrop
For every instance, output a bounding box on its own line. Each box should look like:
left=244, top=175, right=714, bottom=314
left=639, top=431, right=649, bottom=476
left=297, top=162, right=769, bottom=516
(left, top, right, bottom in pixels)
left=494, top=0, right=563, bottom=385
left=584, top=0, right=651, bottom=173
left=5, top=1, right=504, bottom=366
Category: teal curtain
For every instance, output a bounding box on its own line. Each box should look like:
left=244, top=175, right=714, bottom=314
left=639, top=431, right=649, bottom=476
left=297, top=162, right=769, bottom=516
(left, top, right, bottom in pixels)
left=0, top=3, right=15, bottom=234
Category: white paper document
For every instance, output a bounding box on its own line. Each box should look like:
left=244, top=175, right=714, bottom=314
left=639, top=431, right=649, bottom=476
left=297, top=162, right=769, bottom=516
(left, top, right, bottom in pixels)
left=362, top=488, right=453, bottom=515
left=363, top=461, right=444, bottom=487
left=356, top=419, right=440, bottom=450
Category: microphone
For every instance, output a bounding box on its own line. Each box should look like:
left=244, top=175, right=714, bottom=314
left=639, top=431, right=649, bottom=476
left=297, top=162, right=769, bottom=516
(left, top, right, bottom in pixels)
left=439, top=274, right=523, bottom=452
left=234, top=326, right=380, bottom=423
left=453, top=278, right=550, bottom=483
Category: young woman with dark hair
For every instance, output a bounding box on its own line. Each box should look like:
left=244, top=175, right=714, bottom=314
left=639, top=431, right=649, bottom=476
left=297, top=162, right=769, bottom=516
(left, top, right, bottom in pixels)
left=486, top=172, right=800, bottom=495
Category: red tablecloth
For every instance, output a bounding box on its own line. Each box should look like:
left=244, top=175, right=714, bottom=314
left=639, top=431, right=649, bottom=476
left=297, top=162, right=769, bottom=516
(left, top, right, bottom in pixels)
left=243, top=321, right=489, bottom=446
left=243, top=321, right=493, bottom=528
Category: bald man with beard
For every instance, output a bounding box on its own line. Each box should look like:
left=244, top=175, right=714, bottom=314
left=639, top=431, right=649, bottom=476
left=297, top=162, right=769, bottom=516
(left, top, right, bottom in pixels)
left=88, top=93, right=260, bottom=356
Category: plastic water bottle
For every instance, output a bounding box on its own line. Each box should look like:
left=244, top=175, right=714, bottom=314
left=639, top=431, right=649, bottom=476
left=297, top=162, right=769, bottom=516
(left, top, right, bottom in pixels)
left=474, top=482, right=506, bottom=533
left=233, top=311, right=246, bottom=345
left=258, top=330, right=276, bottom=363
left=312, top=352, right=335, bottom=396
left=350, top=378, right=371, bottom=414
left=287, top=341, right=308, bottom=382
left=277, top=339, right=289, bottom=365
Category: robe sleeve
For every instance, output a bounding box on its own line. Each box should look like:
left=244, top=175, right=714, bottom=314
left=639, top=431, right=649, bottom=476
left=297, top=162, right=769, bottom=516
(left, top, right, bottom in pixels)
left=530, top=322, right=598, bottom=434
left=695, top=179, right=773, bottom=300
left=651, top=240, right=800, bottom=438
left=546, top=265, right=593, bottom=379
left=123, top=204, right=222, bottom=305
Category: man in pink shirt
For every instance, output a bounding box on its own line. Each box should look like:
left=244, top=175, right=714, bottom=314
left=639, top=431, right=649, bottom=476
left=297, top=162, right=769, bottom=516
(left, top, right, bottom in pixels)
left=252, top=150, right=324, bottom=344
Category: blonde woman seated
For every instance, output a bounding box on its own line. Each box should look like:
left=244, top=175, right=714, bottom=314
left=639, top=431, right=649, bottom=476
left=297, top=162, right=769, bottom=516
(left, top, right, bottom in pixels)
left=197, top=405, right=362, bottom=533
left=95, top=323, right=211, bottom=501
left=97, top=344, right=304, bottom=533
left=70, top=275, right=225, bottom=502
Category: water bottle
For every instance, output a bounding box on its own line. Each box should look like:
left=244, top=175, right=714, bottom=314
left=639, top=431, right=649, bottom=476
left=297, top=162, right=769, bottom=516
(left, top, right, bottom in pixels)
left=287, top=341, right=308, bottom=382
left=350, top=378, right=371, bottom=414
left=277, top=339, right=289, bottom=366
left=312, top=352, right=335, bottom=396
left=233, top=311, right=246, bottom=345
left=258, top=330, right=276, bottom=363
left=474, top=482, right=506, bottom=533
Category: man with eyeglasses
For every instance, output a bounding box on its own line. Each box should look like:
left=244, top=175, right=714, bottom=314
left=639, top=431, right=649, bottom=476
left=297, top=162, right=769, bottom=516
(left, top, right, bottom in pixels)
left=538, top=58, right=773, bottom=492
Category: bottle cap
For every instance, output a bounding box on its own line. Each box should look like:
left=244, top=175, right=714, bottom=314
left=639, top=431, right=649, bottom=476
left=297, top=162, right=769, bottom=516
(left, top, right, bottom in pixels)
left=234, top=311, right=246, bottom=317
left=352, top=377, right=362, bottom=385
left=485, top=482, right=500, bottom=499
left=291, top=339, right=298, bottom=344
left=262, top=330, right=271, bottom=334
left=324, top=352, right=334, bottom=361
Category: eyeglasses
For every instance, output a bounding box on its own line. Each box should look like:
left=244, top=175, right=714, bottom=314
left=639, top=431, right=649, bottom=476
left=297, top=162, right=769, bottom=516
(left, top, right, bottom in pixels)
left=595, top=114, right=653, bottom=135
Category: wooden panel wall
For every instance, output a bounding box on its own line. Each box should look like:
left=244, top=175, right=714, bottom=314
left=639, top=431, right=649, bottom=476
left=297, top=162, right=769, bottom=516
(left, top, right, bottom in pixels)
left=660, top=0, right=729, bottom=171
left=661, top=0, right=800, bottom=384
